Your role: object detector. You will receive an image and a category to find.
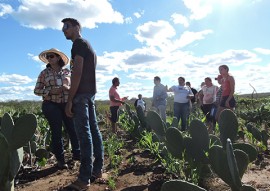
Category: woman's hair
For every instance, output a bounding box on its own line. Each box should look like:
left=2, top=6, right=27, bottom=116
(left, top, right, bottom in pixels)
left=45, top=54, right=65, bottom=67
left=112, top=77, right=119, bottom=85
left=178, top=77, right=185, bottom=82
left=219, top=65, right=229, bottom=72
left=205, top=77, right=212, bottom=82
left=154, top=76, right=161, bottom=82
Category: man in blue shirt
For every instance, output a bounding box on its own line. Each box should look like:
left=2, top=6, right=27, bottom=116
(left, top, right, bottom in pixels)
left=152, top=76, right=168, bottom=122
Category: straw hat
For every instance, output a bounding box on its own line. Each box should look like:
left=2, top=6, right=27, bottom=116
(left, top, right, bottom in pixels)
left=39, top=48, right=69, bottom=65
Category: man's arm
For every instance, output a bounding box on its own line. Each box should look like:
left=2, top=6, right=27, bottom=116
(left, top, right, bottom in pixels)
left=65, top=55, right=83, bottom=117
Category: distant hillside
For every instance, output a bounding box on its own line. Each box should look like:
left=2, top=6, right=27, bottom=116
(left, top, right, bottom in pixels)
left=237, top=92, right=270, bottom=98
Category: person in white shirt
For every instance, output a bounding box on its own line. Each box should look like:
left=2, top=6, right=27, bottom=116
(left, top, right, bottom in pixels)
left=167, top=77, right=194, bottom=131
left=201, top=77, right=218, bottom=132
left=134, top=94, right=146, bottom=111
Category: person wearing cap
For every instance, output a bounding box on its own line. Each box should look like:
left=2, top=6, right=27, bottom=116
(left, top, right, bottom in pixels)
left=34, top=48, right=80, bottom=169
left=61, top=18, right=104, bottom=190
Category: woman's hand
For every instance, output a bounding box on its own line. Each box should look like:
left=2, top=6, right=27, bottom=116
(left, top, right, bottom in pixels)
left=50, top=86, right=62, bottom=95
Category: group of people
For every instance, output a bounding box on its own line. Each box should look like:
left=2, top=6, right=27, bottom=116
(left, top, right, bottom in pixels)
left=33, top=17, right=236, bottom=191
left=34, top=18, right=103, bottom=190
left=107, top=64, right=236, bottom=133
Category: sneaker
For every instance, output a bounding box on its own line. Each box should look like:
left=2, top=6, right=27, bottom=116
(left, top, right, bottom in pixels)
left=57, top=161, right=68, bottom=169
left=67, top=179, right=90, bottom=191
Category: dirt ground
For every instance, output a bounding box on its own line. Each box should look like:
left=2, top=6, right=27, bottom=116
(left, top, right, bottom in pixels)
left=15, top=129, right=270, bottom=191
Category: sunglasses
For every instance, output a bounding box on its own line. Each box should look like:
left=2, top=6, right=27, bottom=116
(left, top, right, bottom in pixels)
left=62, top=23, right=72, bottom=31
left=46, top=54, right=56, bottom=59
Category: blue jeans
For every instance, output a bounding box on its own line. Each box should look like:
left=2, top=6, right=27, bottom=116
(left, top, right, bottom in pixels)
left=72, top=93, right=104, bottom=184
left=174, top=102, right=189, bottom=131
left=42, top=101, right=80, bottom=162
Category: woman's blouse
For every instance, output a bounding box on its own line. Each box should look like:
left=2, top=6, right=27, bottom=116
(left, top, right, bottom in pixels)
left=34, top=67, right=70, bottom=103
left=202, top=85, right=218, bottom=104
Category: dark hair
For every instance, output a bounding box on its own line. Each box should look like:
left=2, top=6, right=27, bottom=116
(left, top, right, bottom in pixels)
left=46, top=53, right=65, bottom=67
left=205, top=77, right=212, bottom=82
left=178, top=77, right=185, bottom=82
left=61, top=18, right=81, bottom=30
left=112, top=77, right=119, bottom=85
left=219, top=65, right=229, bottom=72
left=154, top=76, right=161, bottom=82
left=186, top=81, right=190, bottom=86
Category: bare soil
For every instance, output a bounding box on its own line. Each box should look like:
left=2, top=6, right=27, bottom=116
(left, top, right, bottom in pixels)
left=15, top=128, right=270, bottom=191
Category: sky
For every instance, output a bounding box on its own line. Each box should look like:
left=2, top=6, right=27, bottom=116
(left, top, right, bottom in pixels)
left=0, top=0, right=270, bottom=102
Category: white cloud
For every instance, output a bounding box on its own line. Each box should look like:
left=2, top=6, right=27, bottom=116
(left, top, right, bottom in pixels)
left=183, top=0, right=213, bottom=20
left=0, top=85, right=37, bottom=101
left=0, top=74, right=33, bottom=85
left=7, top=0, right=124, bottom=30
left=171, top=13, right=189, bottom=27
left=0, top=3, right=13, bottom=16
left=253, top=48, right=270, bottom=55
left=135, top=20, right=176, bottom=47
left=174, top=30, right=213, bottom=48
left=125, top=17, right=133, bottom=24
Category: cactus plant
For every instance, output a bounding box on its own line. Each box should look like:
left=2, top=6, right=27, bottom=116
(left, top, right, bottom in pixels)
left=185, top=120, right=209, bottom=163
left=165, top=127, right=184, bottom=159
left=161, top=180, right=207, bottom=191
left=219, top=109, right=238, bottom=148
left=146, top=111, right=166, bottom=137
left=233, top=143, right=257, bottom=163
left=0, top=113, right=37, bottom=191
left=209, top=141, right=251, bottom=191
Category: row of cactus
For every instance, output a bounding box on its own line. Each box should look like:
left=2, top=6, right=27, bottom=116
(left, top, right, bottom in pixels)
left=124, top=106, right=260, bottom=190
left=142, top=109, right=257, bottom=190
left=0, top=113, right=37, bottom=191
left=246, top=123, right=269, bottom=148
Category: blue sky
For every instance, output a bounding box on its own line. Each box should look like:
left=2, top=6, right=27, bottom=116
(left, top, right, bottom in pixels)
left=0, top=0, right=270, bottom=102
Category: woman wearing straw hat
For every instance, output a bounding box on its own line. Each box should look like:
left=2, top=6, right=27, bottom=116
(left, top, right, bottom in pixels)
left=34, top=48, right=80, bottom=169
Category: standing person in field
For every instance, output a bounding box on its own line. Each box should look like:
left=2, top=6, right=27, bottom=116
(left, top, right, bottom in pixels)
left=214, top=75, right=223, bottom=120
left=167, top=77, right=194, bottom=131
left=201, top=77, right=218, bottom=132
left=109, top=77, right=128, bottom=133
left=34, top=48, right=80, bottom=169
left=152, top=76, right=168, bottom=122
left=134, top=94, right=146, bottom=111
left=216, top=64, right=236, bottom=121
left=61, top=18, right=104, bottom=190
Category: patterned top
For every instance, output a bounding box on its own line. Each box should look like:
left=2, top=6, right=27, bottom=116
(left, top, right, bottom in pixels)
left=34, top=67, right=71, bottom=103
left=215, top=86, right=223, bottom=106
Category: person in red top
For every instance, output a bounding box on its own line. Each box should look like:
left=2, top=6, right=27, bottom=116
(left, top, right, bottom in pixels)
left=109, top=77, right=128, bottom=133
left=216, top=65, right=236, bottom=121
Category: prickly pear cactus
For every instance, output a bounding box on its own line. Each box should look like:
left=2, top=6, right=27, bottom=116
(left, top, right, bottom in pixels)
left=185, top=119, right=209, bottom=163
left=161, top=180, right=207, bottom=191
left=0, top=113, right=37, bottom=191
left=219, top=109, right=238, bottom=148
left=165, top=127, right=184, bottom=159
left=226, top=139, right=242, bottom=189
left=146, top=111, right=166, bottom=137
left=209, top=143, right=249, bottom=190
left=233, top=143, right=257, bottom=163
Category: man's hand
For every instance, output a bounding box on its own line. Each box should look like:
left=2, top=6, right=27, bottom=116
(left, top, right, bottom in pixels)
left=65, top=101, right=74, bottom=117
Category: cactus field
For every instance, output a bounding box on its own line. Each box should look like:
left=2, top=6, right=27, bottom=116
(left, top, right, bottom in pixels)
left=0, top=96, right=270, bottom=191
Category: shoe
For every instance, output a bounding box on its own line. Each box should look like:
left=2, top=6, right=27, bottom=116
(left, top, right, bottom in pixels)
left=57, top=161, right=68, bottom=169
left=90, top=171, right=102, bottom=183
left=67, top=179, right=90, bottom=191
